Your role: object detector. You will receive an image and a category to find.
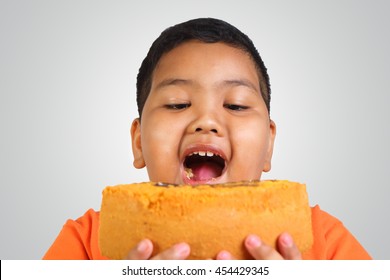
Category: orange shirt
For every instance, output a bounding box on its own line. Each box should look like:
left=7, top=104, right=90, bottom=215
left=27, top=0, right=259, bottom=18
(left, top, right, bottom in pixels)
left=43, top=205, right=371, bottom=260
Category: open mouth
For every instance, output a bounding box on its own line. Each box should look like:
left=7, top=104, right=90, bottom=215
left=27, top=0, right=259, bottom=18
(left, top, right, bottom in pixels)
left=183, top=151, right=226, bottom=182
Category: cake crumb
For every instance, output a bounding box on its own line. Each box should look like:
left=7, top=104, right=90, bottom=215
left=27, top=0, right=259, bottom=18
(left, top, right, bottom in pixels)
left=185, top=168, right=194, bottom=179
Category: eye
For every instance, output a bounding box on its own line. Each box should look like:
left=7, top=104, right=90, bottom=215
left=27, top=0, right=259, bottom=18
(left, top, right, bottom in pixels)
left=224, top=104, right=249, bottom=111
left=164, top=103, right=191, bottom=110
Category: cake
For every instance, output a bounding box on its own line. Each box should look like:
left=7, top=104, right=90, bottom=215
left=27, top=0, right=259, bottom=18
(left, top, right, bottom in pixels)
left=99, top=180, right=313, bottom=259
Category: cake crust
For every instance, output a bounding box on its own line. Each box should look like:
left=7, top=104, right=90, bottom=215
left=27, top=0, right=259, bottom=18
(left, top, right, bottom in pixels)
left=99, top=180, right=313, bottom=259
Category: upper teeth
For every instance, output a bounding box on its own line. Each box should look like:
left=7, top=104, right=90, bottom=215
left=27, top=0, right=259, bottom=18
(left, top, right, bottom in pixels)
left=189, top=151, right=215, bottom=157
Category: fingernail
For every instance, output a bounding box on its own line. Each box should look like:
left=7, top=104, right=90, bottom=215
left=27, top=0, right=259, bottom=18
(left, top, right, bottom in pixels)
left=217, top=250, right=232, bottom=260
left=246, top=234, right=261, bottom=248
left=173, top=242, right=190, bottom=257
left=280, top=233, right=293, bottom=248
left=136, top=239, right=148, bottom=253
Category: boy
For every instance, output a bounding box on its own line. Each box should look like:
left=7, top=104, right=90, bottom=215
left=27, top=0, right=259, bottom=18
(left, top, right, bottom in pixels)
left=43, top=18, right=371, bottom=260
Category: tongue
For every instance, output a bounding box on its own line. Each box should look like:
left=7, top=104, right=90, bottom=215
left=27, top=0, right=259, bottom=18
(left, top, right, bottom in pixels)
left=191, top=162, right=222, bottom=181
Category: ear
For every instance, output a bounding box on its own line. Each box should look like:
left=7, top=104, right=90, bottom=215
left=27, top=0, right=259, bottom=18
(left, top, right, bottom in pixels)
left=263, top=119, right=276, bottom=172
left=130, top=118, right=146, bottom=169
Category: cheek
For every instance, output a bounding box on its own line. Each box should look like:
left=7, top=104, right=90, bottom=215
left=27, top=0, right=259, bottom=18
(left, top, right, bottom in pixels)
left=232, top=120, right=270, bottom=165
left=140, top=117, right=181, bottom=178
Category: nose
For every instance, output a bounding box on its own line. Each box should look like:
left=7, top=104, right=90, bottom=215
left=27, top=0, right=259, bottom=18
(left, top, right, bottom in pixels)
left=187, top=111, right=223, bottom=136
left=195, top=126, right=218, bottom=134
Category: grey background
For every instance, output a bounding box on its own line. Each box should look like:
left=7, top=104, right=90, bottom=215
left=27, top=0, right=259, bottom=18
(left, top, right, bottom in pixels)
left=1, top=0, right=389, bottom=259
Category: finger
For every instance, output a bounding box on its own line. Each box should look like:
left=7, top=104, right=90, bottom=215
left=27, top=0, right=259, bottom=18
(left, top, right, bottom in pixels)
left=151, top=242, right=190, bottom=260
left=215, top=250, right=235, bottom=260
left=126, top=239, right=154, bottom=260
left=277, top=233, right=302, bottom=260
left=245, top=234, right=283, bottom=260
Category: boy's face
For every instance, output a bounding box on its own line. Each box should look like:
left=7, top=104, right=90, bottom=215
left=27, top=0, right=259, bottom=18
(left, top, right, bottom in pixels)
left=131, top=41, right=276, bottom=185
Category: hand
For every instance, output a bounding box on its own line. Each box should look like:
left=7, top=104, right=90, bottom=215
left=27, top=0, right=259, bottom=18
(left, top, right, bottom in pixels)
left=126, top=239, right=191, bottom=260
left=216, top=232, right=302, bottom=260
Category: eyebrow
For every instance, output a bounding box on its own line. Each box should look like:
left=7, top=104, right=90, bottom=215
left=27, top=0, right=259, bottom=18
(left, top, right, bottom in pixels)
left=154, top=78, right=193, bottom=90
left=154, top=78, right=259, bottom=93
left=219, top=79, right=259, bottom=93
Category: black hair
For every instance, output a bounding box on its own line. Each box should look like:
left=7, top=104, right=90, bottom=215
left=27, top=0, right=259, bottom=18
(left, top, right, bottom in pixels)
left=136, top=18, right=271, bottom=118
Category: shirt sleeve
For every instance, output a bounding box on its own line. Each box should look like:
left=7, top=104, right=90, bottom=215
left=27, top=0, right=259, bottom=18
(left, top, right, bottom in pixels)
left=43, top=209, right=107, bottom=260
left=303, top=205, right=372, bottom=260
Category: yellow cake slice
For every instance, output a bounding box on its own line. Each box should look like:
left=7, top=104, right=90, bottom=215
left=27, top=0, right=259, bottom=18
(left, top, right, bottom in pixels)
left=99, top=180, right=313, bottom=259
